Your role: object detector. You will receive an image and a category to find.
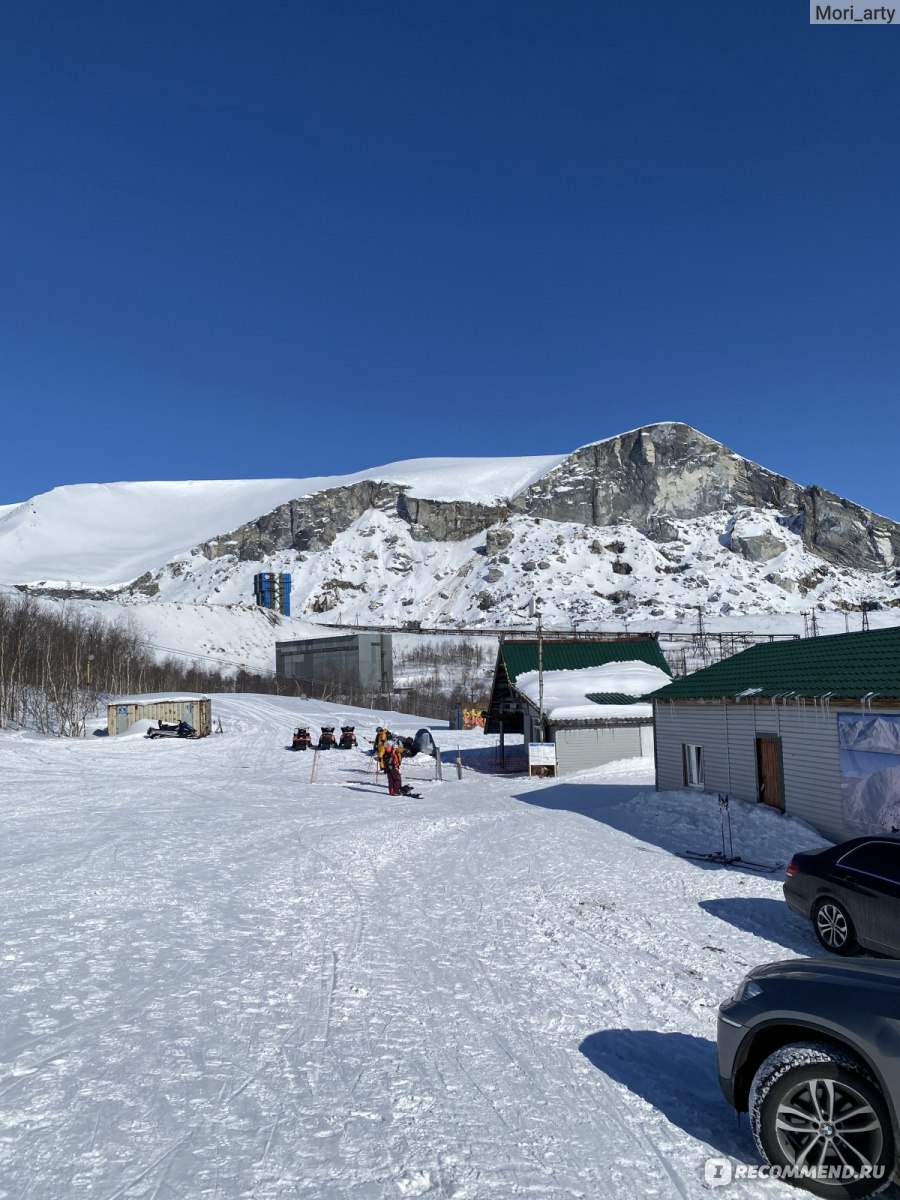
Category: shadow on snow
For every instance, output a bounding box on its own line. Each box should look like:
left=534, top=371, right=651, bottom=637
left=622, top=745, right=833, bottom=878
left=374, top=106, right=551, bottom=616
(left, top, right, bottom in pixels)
left=511, top=781, right=781, bottom=876
left=699, top=896, right=819, bottom=956
left=579, top=1028, right=756, bottom=1163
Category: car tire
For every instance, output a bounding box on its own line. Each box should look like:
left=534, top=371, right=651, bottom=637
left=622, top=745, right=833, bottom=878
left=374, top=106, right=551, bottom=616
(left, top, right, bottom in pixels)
left=813, top=897, right=860, bottom=956
left=750, top=1042, right=894, bottom=1198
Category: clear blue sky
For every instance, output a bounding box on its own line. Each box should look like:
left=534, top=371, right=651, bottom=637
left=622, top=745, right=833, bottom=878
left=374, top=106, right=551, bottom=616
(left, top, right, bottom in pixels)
left=2, top=2, right=898, bottom=516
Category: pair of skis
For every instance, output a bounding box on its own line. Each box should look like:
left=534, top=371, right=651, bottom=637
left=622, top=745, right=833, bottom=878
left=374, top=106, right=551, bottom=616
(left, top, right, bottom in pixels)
left=684, top=794, right=783, bottom=874
left=352, top=780, right=424, bottom=799
left=682, top=849, right=783, bottom=874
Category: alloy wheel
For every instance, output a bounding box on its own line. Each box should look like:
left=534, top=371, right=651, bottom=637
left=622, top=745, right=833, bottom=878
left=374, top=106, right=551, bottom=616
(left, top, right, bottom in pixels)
left=816, top=903, right=850, bottom=951
left=774, top=1075, right=884, bottom=1179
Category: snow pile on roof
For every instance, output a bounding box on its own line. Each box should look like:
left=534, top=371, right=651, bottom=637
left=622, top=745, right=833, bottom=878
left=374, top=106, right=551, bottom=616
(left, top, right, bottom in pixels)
left=515, top=661, right=672, bottom=722
left=110, top=693, right=209, bottom=705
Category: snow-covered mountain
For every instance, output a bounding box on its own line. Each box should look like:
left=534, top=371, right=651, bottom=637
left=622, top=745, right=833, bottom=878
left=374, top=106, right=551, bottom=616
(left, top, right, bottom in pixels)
left=3, top=422, right=900, bottom=671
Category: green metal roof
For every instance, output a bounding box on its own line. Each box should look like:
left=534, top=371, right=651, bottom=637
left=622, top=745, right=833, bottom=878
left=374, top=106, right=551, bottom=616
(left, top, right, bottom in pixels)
left=653, top=626, right=900, bottom=701
left=500, top=638, right=671, bottom=683
left=584, top=692, right=648, bottom=706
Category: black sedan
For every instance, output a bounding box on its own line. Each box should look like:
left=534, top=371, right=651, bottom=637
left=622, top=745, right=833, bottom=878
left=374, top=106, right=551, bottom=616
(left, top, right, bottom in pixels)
left=784, top=837, right=900, bottom=957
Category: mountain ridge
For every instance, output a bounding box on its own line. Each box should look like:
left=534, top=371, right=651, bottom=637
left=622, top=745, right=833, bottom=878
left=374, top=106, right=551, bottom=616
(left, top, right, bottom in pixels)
left=4, top=423, right=900, bottom=664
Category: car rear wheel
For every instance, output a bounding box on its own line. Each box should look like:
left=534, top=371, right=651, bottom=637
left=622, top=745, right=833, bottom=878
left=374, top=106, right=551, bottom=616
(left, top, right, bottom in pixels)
left=813, top=898, right=860, bottom=956
left=750, top=1042, right=894, bottom=1198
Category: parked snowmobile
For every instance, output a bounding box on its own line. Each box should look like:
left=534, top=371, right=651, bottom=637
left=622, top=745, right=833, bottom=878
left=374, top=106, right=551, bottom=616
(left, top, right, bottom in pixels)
left=147, top=719, right=196, bottom=740
left=317, top=726, right=337, bottom=750
left=338, top=726, right=358, bottom=750
left=292, top=727, right=312, bottom=751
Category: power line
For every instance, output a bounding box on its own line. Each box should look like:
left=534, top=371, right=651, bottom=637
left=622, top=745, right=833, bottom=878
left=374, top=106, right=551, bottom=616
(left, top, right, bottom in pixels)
left=144, top=640, right=267, bottom=673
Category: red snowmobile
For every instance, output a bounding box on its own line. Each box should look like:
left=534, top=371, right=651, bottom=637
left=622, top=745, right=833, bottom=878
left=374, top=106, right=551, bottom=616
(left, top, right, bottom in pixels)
left=291, top=727, right=313, bottom=751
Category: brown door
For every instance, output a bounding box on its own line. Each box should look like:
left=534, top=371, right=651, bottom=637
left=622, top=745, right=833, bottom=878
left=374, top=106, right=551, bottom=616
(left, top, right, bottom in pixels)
left=756, top=736, right=784, bottom=810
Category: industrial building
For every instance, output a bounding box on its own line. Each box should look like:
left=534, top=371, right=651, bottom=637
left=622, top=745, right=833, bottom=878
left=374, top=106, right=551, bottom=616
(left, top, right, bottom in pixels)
left=275, top=632, right=393, bottom=697
left=253, top=572, right=291, bottom=616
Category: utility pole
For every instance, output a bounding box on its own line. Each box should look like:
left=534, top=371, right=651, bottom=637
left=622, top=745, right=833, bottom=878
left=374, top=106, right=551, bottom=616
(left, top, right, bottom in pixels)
left=537, top=606, right=545, bottom=743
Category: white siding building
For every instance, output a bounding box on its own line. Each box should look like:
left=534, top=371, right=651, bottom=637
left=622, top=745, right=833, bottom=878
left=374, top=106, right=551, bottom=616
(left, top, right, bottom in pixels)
left=484, top=635, right=672, bottom=776
left=653, top=627, right=900, bottom=843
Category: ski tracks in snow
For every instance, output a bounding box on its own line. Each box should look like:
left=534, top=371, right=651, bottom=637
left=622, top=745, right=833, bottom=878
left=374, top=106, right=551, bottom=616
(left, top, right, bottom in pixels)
left=0, top=696, right=817, bottom=1199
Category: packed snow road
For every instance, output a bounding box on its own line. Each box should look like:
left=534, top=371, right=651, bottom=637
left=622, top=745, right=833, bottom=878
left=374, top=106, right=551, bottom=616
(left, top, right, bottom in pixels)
left=0, top=694, right=865, bottom=1199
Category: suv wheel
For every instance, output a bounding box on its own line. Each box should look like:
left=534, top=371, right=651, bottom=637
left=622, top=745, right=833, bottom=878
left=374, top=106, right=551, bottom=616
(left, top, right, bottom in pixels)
left=750, top=1042, right=894, bottom=1198
left=813, top=898, right=860, bottom=956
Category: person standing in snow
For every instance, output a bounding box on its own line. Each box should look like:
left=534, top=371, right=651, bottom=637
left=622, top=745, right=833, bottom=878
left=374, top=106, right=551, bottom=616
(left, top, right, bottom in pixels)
left=383, top=740, right=403, bottom=796
left=375, top=726, right=392, bottom=769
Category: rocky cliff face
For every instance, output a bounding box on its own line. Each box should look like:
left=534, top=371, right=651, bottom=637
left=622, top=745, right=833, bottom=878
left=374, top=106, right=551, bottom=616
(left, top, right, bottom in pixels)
left=113, top=422, right=900, bottom=629
left=196, top=481, right=503, bottom=561
left=197, top=481, right=401, bottom=560
left=191, top=423, right=900, bottom=574
left=513, top=424, right=900, bottom=571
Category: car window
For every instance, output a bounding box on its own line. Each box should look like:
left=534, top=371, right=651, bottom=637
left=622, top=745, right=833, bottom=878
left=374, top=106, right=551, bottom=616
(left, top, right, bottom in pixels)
left=839, top=842, right=900, bottom=882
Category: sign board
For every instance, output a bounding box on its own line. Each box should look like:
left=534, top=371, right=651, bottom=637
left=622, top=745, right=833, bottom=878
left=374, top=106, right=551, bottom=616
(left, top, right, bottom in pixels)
left=528, top=742, right=557, bottom=770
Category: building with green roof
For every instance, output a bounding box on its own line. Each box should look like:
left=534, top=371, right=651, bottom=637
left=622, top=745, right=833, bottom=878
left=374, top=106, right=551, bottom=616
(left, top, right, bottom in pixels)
left=485, top=634, right=672, bottom=775
left=652, top=626, right=900, bottom=842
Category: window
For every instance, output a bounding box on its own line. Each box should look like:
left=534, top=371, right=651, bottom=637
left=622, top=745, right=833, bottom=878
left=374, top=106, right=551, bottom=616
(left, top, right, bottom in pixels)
left=838, top=842, right=900, bottom=884
left=683, top=744, right=705, bottom=788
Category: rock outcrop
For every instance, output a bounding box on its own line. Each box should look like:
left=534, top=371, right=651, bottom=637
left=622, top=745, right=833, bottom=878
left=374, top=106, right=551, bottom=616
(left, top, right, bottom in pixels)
left=512, top=424, right=899, bottom=572
left=197, top=481, right=402, bottom=560
left=188, top=423, right=899, bottom=576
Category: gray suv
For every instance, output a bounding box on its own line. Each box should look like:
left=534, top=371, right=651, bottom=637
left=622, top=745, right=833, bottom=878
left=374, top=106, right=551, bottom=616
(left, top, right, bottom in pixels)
left=718, top=957, right=900, bottom=1198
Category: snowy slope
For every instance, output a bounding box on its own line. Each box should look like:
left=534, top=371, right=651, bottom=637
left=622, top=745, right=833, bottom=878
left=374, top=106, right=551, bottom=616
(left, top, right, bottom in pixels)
left=9, top=505, right=900, bottom=679
left=0, top=695, right=836, bottom=1199
left=132, top=506, right=900, bottom=640
left=0, top=454, right=564, bottom=587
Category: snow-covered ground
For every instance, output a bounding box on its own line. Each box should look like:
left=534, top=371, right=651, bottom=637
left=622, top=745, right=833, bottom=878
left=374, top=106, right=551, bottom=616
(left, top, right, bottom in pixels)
left=2, top=694, right=878, bottom=1199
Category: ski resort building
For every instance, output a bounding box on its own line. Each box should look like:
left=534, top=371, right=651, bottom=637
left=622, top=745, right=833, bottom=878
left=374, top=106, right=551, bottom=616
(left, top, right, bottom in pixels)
left=107, top=693, right=212, bottom=737
left=275, top=632, right=393, bottom=698
left=652, top=626, right=900, bottom=843
left=484, top=635, right=673, bottom=775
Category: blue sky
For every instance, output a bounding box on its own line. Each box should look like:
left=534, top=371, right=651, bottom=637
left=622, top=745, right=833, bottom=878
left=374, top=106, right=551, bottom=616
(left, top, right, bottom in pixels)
left=1, top=2, right=898, bottom=516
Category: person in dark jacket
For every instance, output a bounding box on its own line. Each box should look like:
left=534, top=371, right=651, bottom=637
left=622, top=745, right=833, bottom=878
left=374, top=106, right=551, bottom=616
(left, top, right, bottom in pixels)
left=383, top=740, right=403, bottom=796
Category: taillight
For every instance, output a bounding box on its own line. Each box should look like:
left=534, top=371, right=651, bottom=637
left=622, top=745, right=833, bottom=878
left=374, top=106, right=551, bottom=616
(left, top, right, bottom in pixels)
left=785, top=858, right=798, bottom=877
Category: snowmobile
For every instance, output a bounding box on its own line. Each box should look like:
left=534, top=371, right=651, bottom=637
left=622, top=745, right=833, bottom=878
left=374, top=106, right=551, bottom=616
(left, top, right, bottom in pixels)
left=147, top=719, right=196, bottom=740
left=338, top=725, right=358, bottom=750
left=292, top=727, right=313, bottom=751
left=317, top=726, right=337, bottom=750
